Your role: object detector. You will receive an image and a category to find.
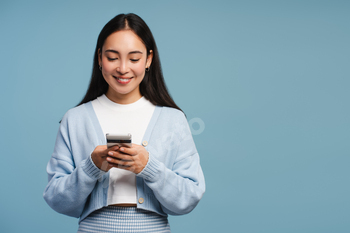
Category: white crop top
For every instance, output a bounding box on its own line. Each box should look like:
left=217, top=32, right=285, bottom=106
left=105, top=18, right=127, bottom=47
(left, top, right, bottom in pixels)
left=91, top=94, right=155, bottom=205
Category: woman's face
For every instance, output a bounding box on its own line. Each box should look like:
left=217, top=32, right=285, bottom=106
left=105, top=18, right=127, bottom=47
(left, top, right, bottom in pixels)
left=99, top=30, right=153, bottom=104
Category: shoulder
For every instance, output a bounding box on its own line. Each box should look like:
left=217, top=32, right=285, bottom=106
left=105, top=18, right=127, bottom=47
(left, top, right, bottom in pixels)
left=155, top=106, right=190, bottom=137
left=158, top=106, right=186, bottom=122
left=61, top=102, right=93, bottom=124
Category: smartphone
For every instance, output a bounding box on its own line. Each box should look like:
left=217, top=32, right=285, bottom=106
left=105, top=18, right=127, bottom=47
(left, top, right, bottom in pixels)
left=106, top=133, right=132, bottom=148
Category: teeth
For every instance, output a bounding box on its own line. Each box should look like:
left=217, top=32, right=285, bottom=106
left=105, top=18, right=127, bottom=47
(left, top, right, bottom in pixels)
left=117, top=77, right=130, bottom=82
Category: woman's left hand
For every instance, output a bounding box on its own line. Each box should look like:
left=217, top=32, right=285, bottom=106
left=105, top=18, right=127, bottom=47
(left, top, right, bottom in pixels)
left=106, top=143, right=149, bottom=174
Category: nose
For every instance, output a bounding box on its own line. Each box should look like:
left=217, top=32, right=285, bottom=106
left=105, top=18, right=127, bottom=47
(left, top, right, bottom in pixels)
left=116, top=59, right=128, bottom=74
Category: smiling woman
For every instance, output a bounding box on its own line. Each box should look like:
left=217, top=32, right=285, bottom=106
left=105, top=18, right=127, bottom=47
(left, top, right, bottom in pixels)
left=43, top=13, right=205, bottom=233
left=77, top=13, right=182, bottom=111
left=99, top=30, right=153, bottom=104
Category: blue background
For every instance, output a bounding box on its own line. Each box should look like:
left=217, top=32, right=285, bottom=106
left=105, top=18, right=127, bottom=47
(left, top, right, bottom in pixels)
left=1, top=0, right=349, bottom=232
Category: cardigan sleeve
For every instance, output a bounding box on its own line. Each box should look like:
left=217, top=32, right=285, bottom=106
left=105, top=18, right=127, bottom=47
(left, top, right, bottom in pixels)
left=43, top=111, right=106, bottom=218
left=137, top=111, right=205, bottom=215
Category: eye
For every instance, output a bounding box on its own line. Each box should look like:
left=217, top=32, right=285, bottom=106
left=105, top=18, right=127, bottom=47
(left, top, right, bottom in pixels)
left=130, top=59, right=140, bottom=62
left=107, top=57, right=118, bottom=61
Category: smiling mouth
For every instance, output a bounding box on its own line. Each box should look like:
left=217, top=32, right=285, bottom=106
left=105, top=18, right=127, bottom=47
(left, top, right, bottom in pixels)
left=114, top=76, right=133, bottom=84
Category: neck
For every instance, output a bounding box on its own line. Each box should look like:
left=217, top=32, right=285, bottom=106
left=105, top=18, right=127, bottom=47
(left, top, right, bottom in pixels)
left=105, top=88, right=142, bottom=104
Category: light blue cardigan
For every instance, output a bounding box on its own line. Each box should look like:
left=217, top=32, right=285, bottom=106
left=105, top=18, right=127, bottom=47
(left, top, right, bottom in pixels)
left=43, top=102, right=205, bottom=223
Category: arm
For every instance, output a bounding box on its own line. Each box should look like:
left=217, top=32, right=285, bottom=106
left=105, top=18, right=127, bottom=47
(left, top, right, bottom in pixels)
left=137, top=114, right=205, bottom=215
left=43, top=113, right=105, bottom=218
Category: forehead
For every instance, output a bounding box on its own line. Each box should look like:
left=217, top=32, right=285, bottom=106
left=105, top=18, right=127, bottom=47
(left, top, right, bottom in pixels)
left=103, top=30, right=146, bottom=52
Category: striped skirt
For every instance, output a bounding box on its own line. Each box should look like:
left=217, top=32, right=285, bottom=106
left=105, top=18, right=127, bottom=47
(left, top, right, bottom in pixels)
left=77, top=206, right=171, bottom=233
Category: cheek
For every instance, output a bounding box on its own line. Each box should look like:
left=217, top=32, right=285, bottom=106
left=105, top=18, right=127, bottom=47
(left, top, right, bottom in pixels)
left=101, top=61, right=115, bottom=73
left=133, top=63, right=146, bottom=76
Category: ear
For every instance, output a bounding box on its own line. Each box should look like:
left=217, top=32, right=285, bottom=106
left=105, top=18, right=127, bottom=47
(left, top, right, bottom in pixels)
left=146, top=50, right=153, bottom=68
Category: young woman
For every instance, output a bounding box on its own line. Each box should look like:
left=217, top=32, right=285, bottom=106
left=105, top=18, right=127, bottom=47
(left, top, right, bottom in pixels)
left=43, top=13, right=205, bottom=232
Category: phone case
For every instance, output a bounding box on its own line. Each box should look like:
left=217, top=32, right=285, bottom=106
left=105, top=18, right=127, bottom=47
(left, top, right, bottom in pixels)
left=106, top=133, right=132, bottom=148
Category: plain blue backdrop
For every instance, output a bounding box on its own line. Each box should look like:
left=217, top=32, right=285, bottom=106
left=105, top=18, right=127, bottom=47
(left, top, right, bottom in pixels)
left=1, top=0, right=349, bottom=232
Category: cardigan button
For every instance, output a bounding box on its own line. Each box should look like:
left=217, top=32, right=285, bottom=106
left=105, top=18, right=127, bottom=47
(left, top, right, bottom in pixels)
left=142, top=141, right=148, bottom=147
left=138, top=198, right=144, bottom=204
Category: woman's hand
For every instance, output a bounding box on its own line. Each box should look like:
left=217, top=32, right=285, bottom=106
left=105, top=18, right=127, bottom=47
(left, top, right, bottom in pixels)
left=105, top=143, right=149, bottom=174
left=91, top=145, right=121, bottom=172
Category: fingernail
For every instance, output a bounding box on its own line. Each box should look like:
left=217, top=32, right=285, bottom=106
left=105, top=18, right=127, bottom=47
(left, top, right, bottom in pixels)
left=120, top=148, right=124, bottom=151
left=108, top=151, right=113, bottom=155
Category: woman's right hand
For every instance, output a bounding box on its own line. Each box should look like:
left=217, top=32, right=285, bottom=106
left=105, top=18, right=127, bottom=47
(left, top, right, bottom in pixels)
left=91, top=145, right=119, bottom=171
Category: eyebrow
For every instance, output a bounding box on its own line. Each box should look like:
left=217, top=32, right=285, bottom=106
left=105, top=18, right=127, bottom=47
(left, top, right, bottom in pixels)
left=105, top=49, right=143, bottom=55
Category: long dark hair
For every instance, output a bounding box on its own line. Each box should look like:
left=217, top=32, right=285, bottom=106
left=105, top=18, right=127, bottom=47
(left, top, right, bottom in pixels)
left=77, top=13, right=181, bottom=112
